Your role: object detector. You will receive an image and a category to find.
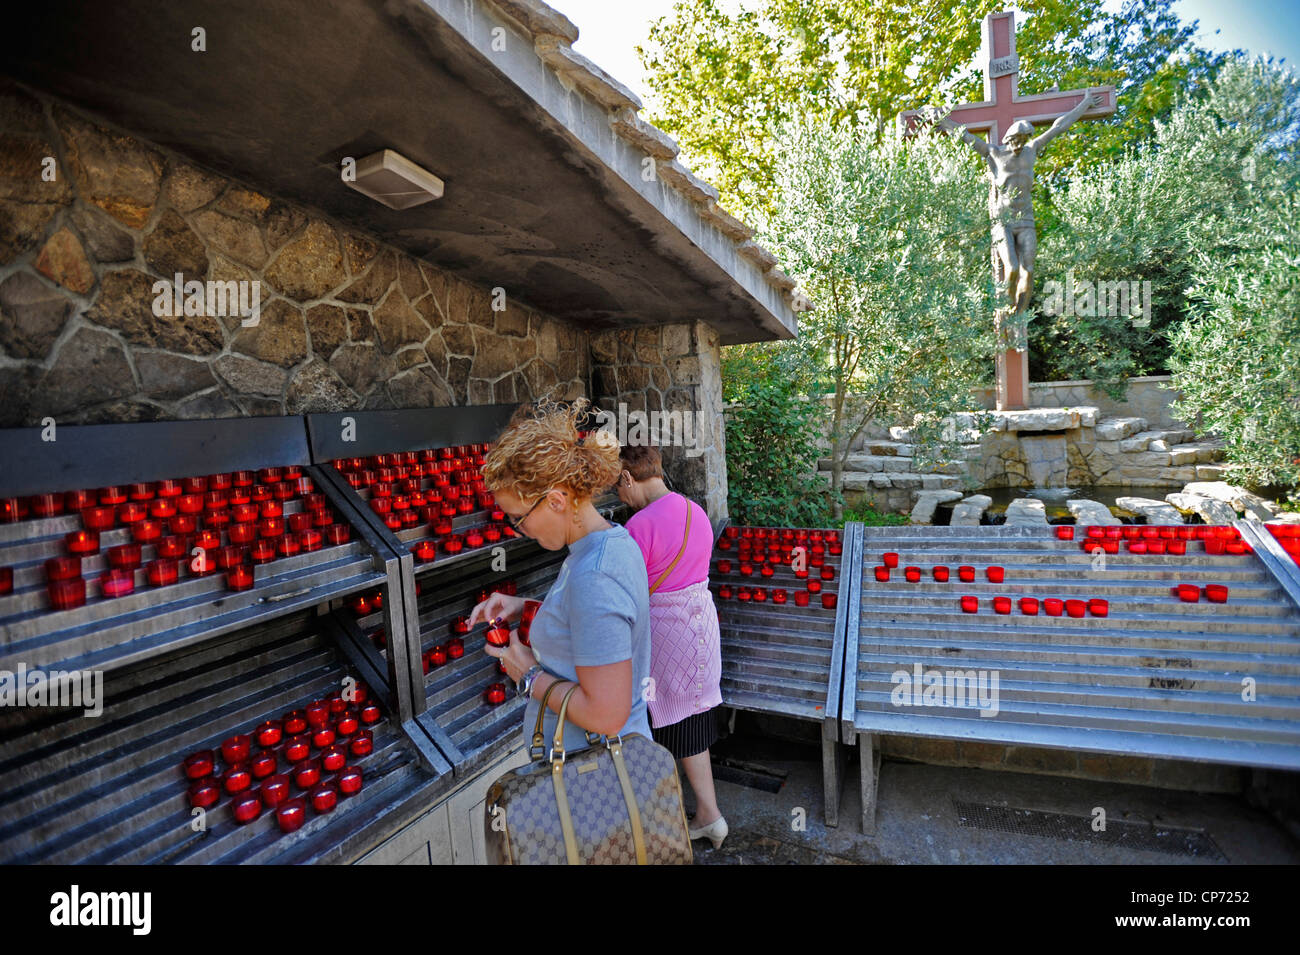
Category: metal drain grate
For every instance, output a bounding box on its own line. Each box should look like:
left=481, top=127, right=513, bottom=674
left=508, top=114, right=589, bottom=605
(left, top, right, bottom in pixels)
left=952, top=800, right=1226, bottom=860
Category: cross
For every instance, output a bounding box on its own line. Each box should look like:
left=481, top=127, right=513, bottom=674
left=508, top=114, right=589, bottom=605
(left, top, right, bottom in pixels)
left=898, top=10, right=1116, bottom=411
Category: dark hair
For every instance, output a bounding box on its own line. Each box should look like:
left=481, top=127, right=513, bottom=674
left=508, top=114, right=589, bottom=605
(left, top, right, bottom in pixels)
left=619, top=444, right=664, bottom=482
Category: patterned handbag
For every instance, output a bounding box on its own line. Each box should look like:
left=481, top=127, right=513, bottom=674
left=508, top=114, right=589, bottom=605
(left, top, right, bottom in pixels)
left=484, top=682, right=693, bottom=864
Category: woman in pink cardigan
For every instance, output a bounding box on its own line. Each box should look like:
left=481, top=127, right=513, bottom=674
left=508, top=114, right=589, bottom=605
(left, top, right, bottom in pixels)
left=617, top=444, right=726, bottom=849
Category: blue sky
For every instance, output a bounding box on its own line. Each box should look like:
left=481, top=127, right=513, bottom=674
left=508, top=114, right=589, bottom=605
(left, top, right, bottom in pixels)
left=546, top=0, right=1300, bottom=107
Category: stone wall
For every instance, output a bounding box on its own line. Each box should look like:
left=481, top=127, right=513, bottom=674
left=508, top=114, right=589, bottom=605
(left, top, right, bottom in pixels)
left=590, top=322, right=728, bottom=522
left=0, top=83, right=588, bottom=427
left=971, top=376, right=1190, bottom=430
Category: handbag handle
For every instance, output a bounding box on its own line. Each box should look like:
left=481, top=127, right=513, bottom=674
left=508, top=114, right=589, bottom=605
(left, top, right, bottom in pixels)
left=528, top=679, right=566, bottom=760
left=550, top=683, right=582, bottom=763
left=648, top=496, right=691, bottom=596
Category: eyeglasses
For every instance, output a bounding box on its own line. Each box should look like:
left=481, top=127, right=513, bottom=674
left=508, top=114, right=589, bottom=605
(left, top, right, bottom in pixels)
left=508, top=490, right=552, bottom=532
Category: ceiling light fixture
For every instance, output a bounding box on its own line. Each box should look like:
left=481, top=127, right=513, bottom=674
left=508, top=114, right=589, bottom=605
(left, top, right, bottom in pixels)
left=345, top=149, right=444, bottom=209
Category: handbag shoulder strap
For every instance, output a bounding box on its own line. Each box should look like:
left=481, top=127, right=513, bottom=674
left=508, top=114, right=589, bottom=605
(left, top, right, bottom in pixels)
left=648, top=495, right=692, bottom=596
left=529, top=679, right=566, bottom=760
left=551, top=684, right=583, bottom=865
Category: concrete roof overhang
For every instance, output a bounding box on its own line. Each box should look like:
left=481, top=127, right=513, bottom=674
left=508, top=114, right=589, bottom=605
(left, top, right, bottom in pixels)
left=1, top=0, right=797, bottom=345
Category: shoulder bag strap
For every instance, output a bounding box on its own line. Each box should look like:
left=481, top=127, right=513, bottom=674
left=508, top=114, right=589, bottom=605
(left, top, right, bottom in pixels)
left=550, top=684, right=583, bottom=865
left=528, top=679, right=565, bottom=760
left=648, top=496, right=692, bottom=596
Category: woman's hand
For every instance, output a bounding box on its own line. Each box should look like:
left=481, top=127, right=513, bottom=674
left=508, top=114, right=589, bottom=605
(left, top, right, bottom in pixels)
left=483, top=629, right=536, bottom=684
left=468, top=593, right=525, bottom=629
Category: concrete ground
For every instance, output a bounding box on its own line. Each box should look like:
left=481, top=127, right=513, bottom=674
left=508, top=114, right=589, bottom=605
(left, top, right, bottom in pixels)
left=685, top=727, right=1300, bottom=865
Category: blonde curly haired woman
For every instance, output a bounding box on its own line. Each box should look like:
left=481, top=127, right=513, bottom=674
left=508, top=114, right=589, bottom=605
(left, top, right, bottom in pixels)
left=468, top=399, right=653, bottom=755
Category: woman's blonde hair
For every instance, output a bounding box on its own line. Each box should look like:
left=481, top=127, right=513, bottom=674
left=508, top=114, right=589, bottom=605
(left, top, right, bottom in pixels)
left=482, top=397, right=620, bottom=503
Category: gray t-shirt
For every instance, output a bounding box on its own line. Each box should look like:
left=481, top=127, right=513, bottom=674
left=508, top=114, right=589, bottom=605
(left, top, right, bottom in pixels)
left=521, top=522, right=653, bottom=754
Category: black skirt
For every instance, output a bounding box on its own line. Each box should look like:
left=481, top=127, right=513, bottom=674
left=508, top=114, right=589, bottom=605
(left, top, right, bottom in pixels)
left=651, top=708, right=719, bottom=760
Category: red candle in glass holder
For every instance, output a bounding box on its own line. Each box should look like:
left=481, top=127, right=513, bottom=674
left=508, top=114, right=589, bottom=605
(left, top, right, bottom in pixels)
left=820, top=592, right=838, bottom=609
left=484, top=683, right=508, bottom=706
left=65, top=529, right=99, bottom=555
left=1019, top=597, right=1039, bottom=615
left=1176, top=526, right=1196, bottom=540
left=47, top=577, right=87, bottom=610
left=1065, top=599, right=1087, bottom=618
left=148, top=499, right=177, bottom=519
left=335, top=712, right=359, bottom=737
left=426, top=645, right=448, bottom=669
left=250, top=750, right=278, bottom=780
left=0, top=498, right=28, bottom=523
left=904, top=567, right=921, bottom=583
left=272, top=481, right=295, bottom=502
left=152, top=478, right=181, bottom=498
left=259, top=517, right=285, bottom=539
left=106, top=543, right=142, bottom=571
left=117, top=502, right=147, bottom=525
left=281, top=532, right=304, bottom=557
left=81, top=505, right=115, bottom=531
left=299, top=529, right=323, bottom=552
left=177, top=494, right=204, bottom=516
left=882, top=552, right=899, bottom=569
left=1055, top=526, right=1075, bottom=541
left=259, top=467, right=283, bottom=484
left=321, top=745, right=347, bottom=772
left=1128, top=540, right=1148, bottom=555
left=1044, top=598, right=1064, bottom=616
left=1205, top=584, right=1228, bottom=603
left=169, top=514, right=197, bottom=536
left=320, top=523, right=351, bottom=547
left=260, top=500, right=283, bottom=519
left=250, top=539, right=276, bottom=564
left=306, top=700, right=330, bottom=729
left=350, top=731, right=374, bottom=757
left=1140, top=526, right=1160, bottom=540
left=45, top=556, right=81, bottom=581
left=1203, top=538, right=1226, bottom=555
left=294, top=759, right=322, bottom=790
left=64, top=489, right=96, bottom=512
left=360, top=702, right=381, bottom=724
left=807, top=580, right=822, bottom=594
left=1121, top=525, right=1141, bottom=541
left=283, top=734, right=312, bottom=763
left=183, top=750, right=215, bottom=779
left=960, top=595, right=979, bottom=614
left=1147, top=540, right=1167, bottom=555
left=958, top=566, right=975, bottom=583
left=752, top=587, right=767, bottom=602
left=793, top=591, right=810, bottom=607
left=146, top=558, right=179, bottom=587
left=1101, top=540, right=1120, bottom=554
left=191, top=529, right=219, bottom=552
left=1167, top=540, right=1186, bottom=556
left=0, top=567, right=11, bottom=595
left=820, top=566, right=835, bottom=580
left=283, top=710, right=308, bottom=735
left=260, top=774, right=291, bottom=808
left=443, top=536, right=464, bottom=555
left=933, top=566, right=950, bottom=582
left=100, top=486, right=128, bottom=506
left=716, top=560, right=732, bottom=575
left=30, top=493, right=64, bottom=517
left=986, top=566, right=1005, bottom=583
left=1225, top=541, right=1246, bottom=556
left=760, top=564, right=775, bottom=578
left=1104, top=526, right=1123, bottom=540
left=410, top=540, right=436, bottom=564
left=717, top=585, right=733, bottom=600
left=736, top=587, right=751, bottom=602
left=771, top=588, right=788, bottom=604
left=337, top=766, right=364, bottom=797
left=132, top=519, right=162, bottom=544
left=203, top=490, right=229, bottom=512
left=226, top=566, right=255, bottom=591
left=285, top=512, right=310, bottom=534
left=311, top=726, right=336, bottom=750
left=1088, top=598, right=1109, bottom=617
left=993, top=596, right=1012, bottom=615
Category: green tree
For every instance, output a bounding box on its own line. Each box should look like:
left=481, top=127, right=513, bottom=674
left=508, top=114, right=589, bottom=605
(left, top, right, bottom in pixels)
left=639, top=0, right=1221, bottom=224
left=766, top=119, right=993, bottom=515
left=1033, top=56, right=1300, bottom=392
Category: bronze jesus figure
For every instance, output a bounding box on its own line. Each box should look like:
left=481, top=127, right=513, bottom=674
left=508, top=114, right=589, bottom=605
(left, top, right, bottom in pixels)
left=940, top=91, right=1098, bottom=315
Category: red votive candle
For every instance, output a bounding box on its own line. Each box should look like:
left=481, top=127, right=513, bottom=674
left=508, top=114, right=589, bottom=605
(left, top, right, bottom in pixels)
left=337, top=767, right=364, bottom=797
left=1129, top=541, right=1148, bottom=555
left=752, top=587, right=766, bottom=602
left=360, top=703, right=381, bottom=724
left=250, top=751, right=277, bottom=779
left=177, top=493, right=204, bottom=516
left=793, top=591, right=810, bottom=607
left=1148, top=540, right=1167, bottom=555
left=1225, top=541, right=1246, bottom=555
left=106, top=543, right=142, bottom=571
left=1102, top=540, right=1119, bottom=554
left=1105, top=526, right=1123, bottom=540
left=1088, top=598, right=1109, bottom=617
left=223, top=764, right=254, bottom=795
left=30, top=493, right=64, bottom=517
left=225, top=522, right=254, bottom=545
left=960, top=595, right=979, bottom=614
left=807, top=580, right=822, bottom=594
left=717, top=585, right=733, bottom=600
left=311, top=726, right=336, bottom=750
left=259, top=467, right=283, bottom=484
left=412, top=540, right=437, bottom=563
left=283, top=735, right=311, bottom=763
left=193, top=529, right=221, bottom=552
left=293, top=759, right=322, bottom=790
left=1044, top=598, right=1064, bottom=616
left=46, top=555, right=81, bottom=581
left=231, top=503, right=259, bottom=524
left=183, top=750, right=215, bottom=779
left=310, top=782, right=338, bottom=814
left=99, top=486, right=128, bottom=506
left=1055, top=526, right=1075, bottom=541
left=169, top=514, right=197, bottom=535
left=986, top=566, right=1005, bottom=583
left=820, top=566, right=835, bottom=580
left=276, top=798, right=307, bottom=833
left=148, top=499, right=177, bottom=519
left=1204, top=538, right=1226, bottom=555
left=146, top=558, right=178, bottom=587
left=324, top=523, right=351, bottom=546
left=1168, top=540, right=1186, bottom=556
left=188, top=778, right=220, bottom=809
left=283, top=710, right=309, bottom=735
left=65, top=530, right=99, bottom=556
left=958, top=566, right=975, bottom=583
left=904, top=567, right=921, bottom=583
left=933, top=566, right=950, bottom=582
left=736, top=587, right=751, bottom=601
left=443, top=536, right=463, bottom=555
left=322, top=745, right=347, bottom=772
left=259, top=517, right=284, bottom=539
left=772, top=588, right=788, bottom=604
left=1065, top=599, right=1087, bottom=618
left=1020, top=597, right=1039, bottom=615
left=335, top=711, right=359, bottom=737
left=760, top=564, right=775, bottom=578
left=81, top=505, right=116, bottom=531
left=0, top=567, right=11, bottom=595
left=1205, top=584, right=1229, bottom=603
left=993, top=596, right=1012, bottom=615
left=299, top=529, right=323, bottom=552
left=65, top=489, right=97, bottom=511
left=47, top=577, right=86, bottom=610
left=0, top=498, right=29, bottom=523
left=226, top=566, right=254, bottom=591
left=1139, top=526, right=1159, bottom=540
left=484, top=683, right=508, bottom=706
left=260, top=500, right=283, bottom=519
left=131, top=519, right=162, bottom=544
left=820, top=592, right=837, bottom=609
left=288, top=512, right=312, bottom=534
left=255, top=720, right=283, bottom=748
left=349, top=731, right=373, bottom=757
left=882, top=552, right=899, bottom=568
left=261, top=774, right=291, bottom=808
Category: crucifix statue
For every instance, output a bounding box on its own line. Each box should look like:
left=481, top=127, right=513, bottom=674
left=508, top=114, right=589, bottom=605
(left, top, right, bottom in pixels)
left=898, top=10, right=1116, bottom=411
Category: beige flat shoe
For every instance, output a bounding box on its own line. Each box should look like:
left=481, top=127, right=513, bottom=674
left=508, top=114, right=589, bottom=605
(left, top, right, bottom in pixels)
left=688, top=815, right=728, bottom=849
